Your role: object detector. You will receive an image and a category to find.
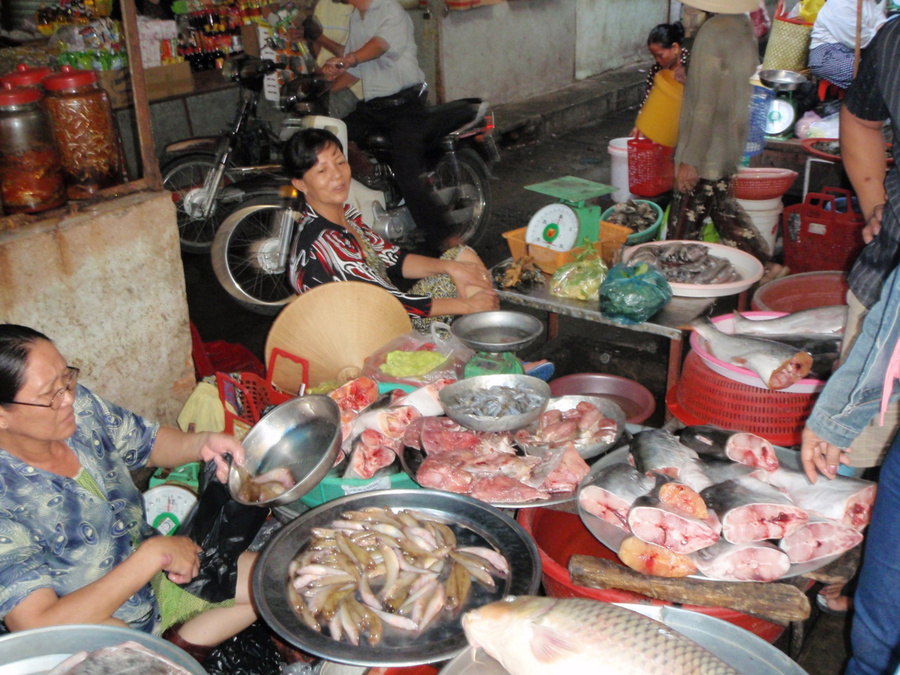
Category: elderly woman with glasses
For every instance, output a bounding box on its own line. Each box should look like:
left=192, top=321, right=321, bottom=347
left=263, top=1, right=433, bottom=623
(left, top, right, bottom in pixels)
left=0, top=324, right=257, bottom=663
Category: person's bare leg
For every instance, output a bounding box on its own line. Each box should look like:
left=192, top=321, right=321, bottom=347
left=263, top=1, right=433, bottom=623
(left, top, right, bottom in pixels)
left=177, top=551, right=258, bottom=646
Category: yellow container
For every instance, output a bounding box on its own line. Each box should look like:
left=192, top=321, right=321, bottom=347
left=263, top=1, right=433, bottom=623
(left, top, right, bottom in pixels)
left=635, top=69, right=684, bottom=148
left=501, top=221, right=631, bottom=275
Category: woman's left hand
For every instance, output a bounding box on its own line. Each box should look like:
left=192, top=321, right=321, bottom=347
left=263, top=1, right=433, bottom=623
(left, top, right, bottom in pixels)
left=197, top=432, right=245, bottom=483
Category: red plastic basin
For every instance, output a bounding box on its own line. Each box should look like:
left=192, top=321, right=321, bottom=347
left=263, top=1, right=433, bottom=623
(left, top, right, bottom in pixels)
left=548, top=373, right=656, bottom=425
left=751, top=271, right=848, bottom=312
left=516, top=507, right=785, bottom=644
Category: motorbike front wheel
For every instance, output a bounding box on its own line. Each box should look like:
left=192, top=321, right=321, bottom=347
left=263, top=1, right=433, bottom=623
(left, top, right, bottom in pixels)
left=162, top=153, right=238, bottom=254
left=211, top=196, right=298, bottom=315
left=431, top=148, right=492, bottom=248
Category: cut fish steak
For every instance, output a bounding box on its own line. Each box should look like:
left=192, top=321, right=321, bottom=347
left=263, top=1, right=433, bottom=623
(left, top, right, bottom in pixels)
left=691, top=540, right=791, bottom=582
left=700, top=476, right=809, bottom=544
left=778, top=515, right=865, bottom=564
left=618, top=536, right=699, bottom=578
left=578, top=464, right=656, bottom=531
left=678, top=425, right=779, bottom=471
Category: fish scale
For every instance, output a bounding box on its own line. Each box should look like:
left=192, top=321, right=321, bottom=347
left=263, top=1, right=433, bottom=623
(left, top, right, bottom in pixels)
left=462, top=596, right=740, bottom=674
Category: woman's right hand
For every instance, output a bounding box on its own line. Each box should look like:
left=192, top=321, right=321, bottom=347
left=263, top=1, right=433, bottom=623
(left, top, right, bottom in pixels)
left=462, top=289, right=499, bottom=313
left=139, top=536, right=202, bottom=585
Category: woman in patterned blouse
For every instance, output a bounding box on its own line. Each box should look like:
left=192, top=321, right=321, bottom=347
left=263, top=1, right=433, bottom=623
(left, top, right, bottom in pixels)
left=0, top=324, right=257, bottom=663
left=631, top=22, right=691, bottom=136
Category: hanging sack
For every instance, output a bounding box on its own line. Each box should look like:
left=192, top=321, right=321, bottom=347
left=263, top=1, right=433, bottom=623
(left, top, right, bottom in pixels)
left=761, top=0, right=813, bottom=72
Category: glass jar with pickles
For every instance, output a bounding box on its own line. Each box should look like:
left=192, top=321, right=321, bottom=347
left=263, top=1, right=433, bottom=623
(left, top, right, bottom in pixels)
left=41, top=66, right=126, bottom=200
left=0, top=86, right=66, bottom=214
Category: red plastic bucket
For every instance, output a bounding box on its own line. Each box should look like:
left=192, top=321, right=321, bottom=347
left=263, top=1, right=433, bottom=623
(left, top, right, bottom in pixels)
left=516, top=507, right=786, bottom=644
left=627, top=138, right=674, bottom=197
left=751, top=271, right=849, bottom=312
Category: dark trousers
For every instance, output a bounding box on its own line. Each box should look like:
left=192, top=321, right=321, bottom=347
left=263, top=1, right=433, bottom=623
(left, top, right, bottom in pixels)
left=344, top=90, right=452, bottom=256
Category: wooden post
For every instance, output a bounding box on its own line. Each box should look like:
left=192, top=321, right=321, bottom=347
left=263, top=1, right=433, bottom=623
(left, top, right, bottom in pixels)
left=120, top=0, right=162, bottom=190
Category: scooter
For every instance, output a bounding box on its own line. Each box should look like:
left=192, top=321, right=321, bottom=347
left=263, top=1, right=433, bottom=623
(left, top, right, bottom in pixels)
left=200, top=63, right=499, bottom=314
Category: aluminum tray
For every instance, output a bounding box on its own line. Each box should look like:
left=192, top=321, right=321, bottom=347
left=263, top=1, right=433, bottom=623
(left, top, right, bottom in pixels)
left=253, top=489, right=541, bottom=667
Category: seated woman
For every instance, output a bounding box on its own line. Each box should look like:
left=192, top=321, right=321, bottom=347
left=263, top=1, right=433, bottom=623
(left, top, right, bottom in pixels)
left=285, top=128, right=499, bottom=332
left=631, top=22, right=691, bottom=137
left=809, top=0, right=888, bottom=90
left=0, top=324, right=256, bottom=662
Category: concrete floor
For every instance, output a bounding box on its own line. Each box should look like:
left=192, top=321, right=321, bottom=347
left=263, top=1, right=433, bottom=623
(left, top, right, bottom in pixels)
left=184, top=105, right=854, bottom=675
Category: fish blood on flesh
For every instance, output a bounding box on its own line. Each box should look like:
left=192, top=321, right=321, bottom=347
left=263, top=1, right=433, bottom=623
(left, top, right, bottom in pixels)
left=344, top=429, right=401, bottom=480
left=578, top=464, right=656, bottom=531
left=732, top=306, right=848, bottom=336
left=689, top=318, right=813, bottom=390
left=701, top=477, right=809, bottom=543
left=461, top=596, right=740, bottom=675
left=754, top=466, right=876, bottom=530
left=627, top=487, right=721, bottom=554
left=690, top=540, right=791, bottom=582
left=46, top=641, right=195, bottom=675
left=778, top=515, right=865, bottom=564
left=618, top=535, right=699, bottom=578
left=630, top=429, right=713, bottom=492
left=678, top=425, right=779, bottom=471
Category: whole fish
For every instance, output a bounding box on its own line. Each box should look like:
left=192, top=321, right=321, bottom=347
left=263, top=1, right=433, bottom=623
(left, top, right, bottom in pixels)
left=701, top=477, right=809, bottom=544
left=630, top=429, right=713, bottom=492
left=753, top=466, right=876, bottom=531
left=578, top=464, right=656, bottom=531
left=461, top=596, right=740, bottom=675
left=732, top=306, right=848, bottom=336
left=731, top=333, right=841, bottom=380
left=778, top=515, right=864, bottom=564
left=677, top=425, right=779, bottom=472
left=690, top=318, right=813, bottom=390
left=691, top=540, right=791, bottom=582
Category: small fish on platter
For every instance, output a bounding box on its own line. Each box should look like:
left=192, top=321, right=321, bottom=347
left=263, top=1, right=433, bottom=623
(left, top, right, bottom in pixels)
left=628, top=241, right=740, bottom=284
left=287, top=506, right=509, bottom=646
left=578, top=427, right=875, bottom=581
left=443, top=385, right=545, bottom=418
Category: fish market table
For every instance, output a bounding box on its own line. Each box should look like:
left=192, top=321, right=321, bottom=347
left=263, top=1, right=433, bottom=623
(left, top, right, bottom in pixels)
left=496, top=284, right=715, bottom=398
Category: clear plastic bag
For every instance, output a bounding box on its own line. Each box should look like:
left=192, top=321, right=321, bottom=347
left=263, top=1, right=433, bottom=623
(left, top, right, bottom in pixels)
left=361, top=322, right=473, bottom=387
left=549, top=245, right=608, bottom=301
left=599, top=262, right=673, bottom=325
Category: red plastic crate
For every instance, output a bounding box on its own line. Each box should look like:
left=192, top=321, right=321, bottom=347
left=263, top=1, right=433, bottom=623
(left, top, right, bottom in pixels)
left=782, top=187, right=865, bottom=273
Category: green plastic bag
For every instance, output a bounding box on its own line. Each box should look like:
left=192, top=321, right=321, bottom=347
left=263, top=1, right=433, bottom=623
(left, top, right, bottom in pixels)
left=600, top=262, right=673, bottom=325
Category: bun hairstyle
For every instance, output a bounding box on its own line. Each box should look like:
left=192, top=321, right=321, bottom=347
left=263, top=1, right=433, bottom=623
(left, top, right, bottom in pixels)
left=647, top=21, right=685, bottom=49
left=0, top=324, right=49, bottom=406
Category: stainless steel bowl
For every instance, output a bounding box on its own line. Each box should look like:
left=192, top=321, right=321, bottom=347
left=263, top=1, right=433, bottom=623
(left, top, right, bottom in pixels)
left=759, top=69, right=807, bottom=92
left=439, top=374, right=550, bottom=432
left=519, top=394, right=626, bottom=460
left=227, top=395, right=341, bottom=506
left=450, top=311, right=544, bottom=353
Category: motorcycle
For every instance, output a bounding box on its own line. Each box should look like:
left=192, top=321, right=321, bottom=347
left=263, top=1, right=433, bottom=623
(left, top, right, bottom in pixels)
left=202, top=61, right=500, bottom=315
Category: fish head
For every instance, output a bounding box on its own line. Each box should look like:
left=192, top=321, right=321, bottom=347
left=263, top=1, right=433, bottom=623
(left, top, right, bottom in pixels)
left=461, top=596, right=550, bottom=650
left=768, top=351, right=813, bottom=389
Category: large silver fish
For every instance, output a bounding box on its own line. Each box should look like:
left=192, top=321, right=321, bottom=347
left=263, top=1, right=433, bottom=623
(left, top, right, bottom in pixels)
left=732, top=306, right=847, bottom=336
left=578, top=463, right=656, bottom=531
left=678, top=425, right=779, bottom=471
left=630, top=429, right=713, bottom=492
left=701, top=477, right=809, bottom=544
left=461, top=596, right=740, bottom=674
left=690, top=318, right=813, bottom=390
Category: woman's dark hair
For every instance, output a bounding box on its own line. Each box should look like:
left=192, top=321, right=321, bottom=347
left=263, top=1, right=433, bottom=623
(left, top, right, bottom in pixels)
left=0, top=324, right=49, bottom=406
left=283, top=128, right=345, bottom=179
left=647, top=21, right=685, bottom=49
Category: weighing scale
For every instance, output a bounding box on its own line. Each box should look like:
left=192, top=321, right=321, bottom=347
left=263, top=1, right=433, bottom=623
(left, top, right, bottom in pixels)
left=524, top=176, right=618, bottom=252
left=450, top=311, right=544, bottom=378
left=760, top=69, right=807, bottom=140
left=143, top=483, right=198, bottom=536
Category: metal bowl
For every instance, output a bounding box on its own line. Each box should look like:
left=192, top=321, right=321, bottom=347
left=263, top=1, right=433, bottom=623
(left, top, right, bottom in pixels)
left=227, top=395, right=341, bottom=506
left=759, top=69, right=807, bottom=92
left=450, top=311, right=544, bottom=353
left=439, top=374, right=550, bottom=432
left=519, top=395, right=626, bottom=460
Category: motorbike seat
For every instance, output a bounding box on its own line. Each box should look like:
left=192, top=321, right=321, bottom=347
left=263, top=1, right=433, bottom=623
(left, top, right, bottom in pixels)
left=361, top=98, right=486, bottom=151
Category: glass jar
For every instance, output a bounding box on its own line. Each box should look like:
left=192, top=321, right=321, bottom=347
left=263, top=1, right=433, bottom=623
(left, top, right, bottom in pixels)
left=41, top=66, right=126, bottom=200
left=0, top=87, right=66, bottom=214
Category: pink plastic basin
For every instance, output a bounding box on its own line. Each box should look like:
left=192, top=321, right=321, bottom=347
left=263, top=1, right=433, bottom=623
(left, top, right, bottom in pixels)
left=548, top=373, right=656, bottom=425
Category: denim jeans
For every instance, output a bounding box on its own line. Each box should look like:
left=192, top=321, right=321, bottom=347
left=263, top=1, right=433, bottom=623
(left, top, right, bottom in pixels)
left=846, top=433, right=900, bottom=675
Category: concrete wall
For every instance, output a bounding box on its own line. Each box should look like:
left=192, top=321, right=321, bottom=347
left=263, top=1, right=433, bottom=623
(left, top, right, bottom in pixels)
left=0, top=192, right=195, bottom=425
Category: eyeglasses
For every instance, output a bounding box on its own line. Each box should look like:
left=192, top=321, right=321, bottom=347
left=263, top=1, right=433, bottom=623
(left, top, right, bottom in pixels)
left=3, top=367, right=79, bottom=410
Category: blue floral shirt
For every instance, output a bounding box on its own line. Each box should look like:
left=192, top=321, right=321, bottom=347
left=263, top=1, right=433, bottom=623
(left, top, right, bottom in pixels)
left=0, top=385, right=161, bottom=632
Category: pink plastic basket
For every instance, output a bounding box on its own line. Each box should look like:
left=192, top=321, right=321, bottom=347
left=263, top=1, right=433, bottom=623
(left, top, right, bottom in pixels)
left=627, top=138, right=674, bottom=197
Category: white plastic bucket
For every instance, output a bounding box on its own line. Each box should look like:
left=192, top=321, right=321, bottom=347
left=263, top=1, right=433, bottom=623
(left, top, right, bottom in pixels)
left=608, top=138, right=636, bottom=203
left=737, top=197, right=783, bottom=254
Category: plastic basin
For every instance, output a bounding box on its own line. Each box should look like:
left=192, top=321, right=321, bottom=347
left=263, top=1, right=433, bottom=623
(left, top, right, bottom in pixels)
left=600, top=199, right=664, bottom=245
left=516, top=507, right=786, bottom=644
left=548, top=373, right=656, bottom=425
left=751, top=271, right=848, bottom=312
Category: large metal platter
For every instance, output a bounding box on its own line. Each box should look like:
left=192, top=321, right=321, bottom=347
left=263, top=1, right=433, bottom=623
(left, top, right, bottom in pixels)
left=577, top=446, right=844, bottom=581
left=517, top=395, right=626, bottom=460
left=0, top=624, right=207, bottom=675
left=450, top=311, right=544, bottom=353
left=253, top=489, right=541, bottom=667
left=439, top=603, right=807, bottom=675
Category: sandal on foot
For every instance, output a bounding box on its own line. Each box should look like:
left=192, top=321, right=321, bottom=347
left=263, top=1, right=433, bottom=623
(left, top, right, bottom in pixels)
left=816, top=590, right=850, bottom=617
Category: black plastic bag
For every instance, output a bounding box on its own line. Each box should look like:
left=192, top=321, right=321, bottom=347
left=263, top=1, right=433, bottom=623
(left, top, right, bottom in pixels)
left=177, top=460, right=269, bottom=603
left=204, top=621, right=284, bottom=675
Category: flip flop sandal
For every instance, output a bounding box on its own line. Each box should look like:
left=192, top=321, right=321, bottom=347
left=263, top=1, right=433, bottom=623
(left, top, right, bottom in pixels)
left=816, top=590, right=850, bottom=617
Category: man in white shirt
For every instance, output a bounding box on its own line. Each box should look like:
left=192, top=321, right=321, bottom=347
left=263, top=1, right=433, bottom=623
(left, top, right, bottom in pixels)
left=310, top=0, right=362, bottom=117
left=809, top=0, right=889, bottom=89
left=323, top=0, right=455, bottom=255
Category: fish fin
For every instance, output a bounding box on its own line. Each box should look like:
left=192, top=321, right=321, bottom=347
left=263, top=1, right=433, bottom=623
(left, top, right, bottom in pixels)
left=529, top=623, right=582, bottom=662
left=731, top=357, right=747, bottom=365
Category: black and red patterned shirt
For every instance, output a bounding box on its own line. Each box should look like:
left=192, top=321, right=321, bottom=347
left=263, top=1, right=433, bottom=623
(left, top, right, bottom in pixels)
left=289, top=203, right=433, bottom=320
left=641, top=47, right=691, bottom=106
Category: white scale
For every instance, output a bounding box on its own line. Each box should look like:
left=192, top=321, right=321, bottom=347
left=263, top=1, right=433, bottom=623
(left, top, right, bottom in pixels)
left=523, top=176, right=618, bottom=252
left=143, top=484, right=198, bottom=536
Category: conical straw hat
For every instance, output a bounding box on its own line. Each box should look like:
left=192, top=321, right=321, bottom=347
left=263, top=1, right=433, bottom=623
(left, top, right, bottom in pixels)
left=679, top=0, right=758, bottom=13
left=265, top=281, right=412, bottom=391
